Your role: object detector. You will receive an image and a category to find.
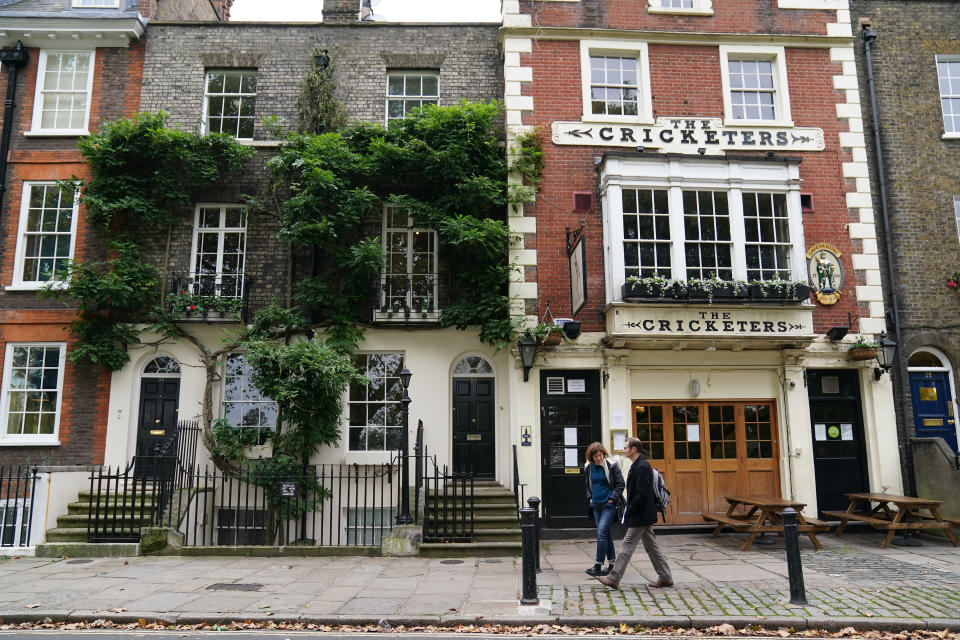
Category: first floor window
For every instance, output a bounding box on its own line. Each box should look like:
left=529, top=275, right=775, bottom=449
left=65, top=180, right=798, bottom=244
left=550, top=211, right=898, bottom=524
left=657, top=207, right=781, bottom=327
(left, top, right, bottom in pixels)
left=382, top=206, right=438, bottom=314
left=938, top=56, right=960, bottom=134
left=32, top=50, right=94, bottom=133
left=14, top=183, right=78, bottom=287
left=1, top=344, right=65, bottom=442
left=622, top=187, right=671, bottom=279
left=205, top=70, right=257, bottom=139
left=590, top=55, right=638, bottom=117
left=728, top=59, right=776, bottom=121
left=348, top=353, right=404, bottom=451
left=191, top=205, right=247, bottom=298
left=386, top=72, right=438, bottom=122
left=222, top=354, right=277, bottom=433
left=346, top=507, right=395, bottom=545
left=683, top=190, right=732, bottom=280
left=743, top=192, right=791, bottom=281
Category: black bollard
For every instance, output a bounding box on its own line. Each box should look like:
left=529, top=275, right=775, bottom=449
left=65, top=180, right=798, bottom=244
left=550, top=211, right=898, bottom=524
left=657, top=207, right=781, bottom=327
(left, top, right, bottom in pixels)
left=782, top=507, right=807, bottom=605
left=527, top=496, right=542, bottom=572
left=520, top=506, right=539, bottom=605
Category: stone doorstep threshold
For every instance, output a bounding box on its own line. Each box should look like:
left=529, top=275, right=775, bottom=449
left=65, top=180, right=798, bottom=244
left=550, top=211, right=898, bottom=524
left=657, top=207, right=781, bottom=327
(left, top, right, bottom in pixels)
left=0, top=612, right=957, bottom=632
left=175, top=545, right=381, bottom=557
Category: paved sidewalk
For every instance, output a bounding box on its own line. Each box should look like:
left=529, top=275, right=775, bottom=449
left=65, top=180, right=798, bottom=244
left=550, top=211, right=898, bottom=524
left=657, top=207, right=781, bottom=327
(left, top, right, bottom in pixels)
left=0, top=531, right=958, bottom=630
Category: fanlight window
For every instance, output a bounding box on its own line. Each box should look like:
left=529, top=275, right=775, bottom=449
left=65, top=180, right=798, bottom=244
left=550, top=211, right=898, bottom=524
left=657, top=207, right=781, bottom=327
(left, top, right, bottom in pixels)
left=143, top=357, right=181, bottom=375
left=453, top=356, right=493, bottom=375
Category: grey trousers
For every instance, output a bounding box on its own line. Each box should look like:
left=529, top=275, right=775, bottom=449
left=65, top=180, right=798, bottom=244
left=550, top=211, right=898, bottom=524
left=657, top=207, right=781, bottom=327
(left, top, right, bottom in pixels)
left=608, top=525, right=672, bottom=584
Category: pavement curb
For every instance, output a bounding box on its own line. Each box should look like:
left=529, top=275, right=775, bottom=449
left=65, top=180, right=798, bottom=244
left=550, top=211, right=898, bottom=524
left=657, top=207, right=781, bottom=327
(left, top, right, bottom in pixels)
left=2, top=611, right=958, bottom=631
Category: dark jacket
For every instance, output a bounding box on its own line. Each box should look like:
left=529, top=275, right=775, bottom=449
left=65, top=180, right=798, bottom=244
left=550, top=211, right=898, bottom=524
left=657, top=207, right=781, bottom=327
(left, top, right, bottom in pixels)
left=584, top=458, right=625, bottom=508
left=622, top=457, right=657, bottom=527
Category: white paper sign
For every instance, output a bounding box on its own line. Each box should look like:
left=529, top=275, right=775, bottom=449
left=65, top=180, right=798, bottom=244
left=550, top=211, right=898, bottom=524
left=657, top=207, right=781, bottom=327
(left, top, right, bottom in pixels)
left=612, top=431, right=627, bottom=451
left=612, top=411, right=625, bottom=428
left=564, top=447, right=578, bottom=467
left=841, top=423, right=854, bottom=441
left=564, top=427, right=577, bottom=446
left=567, top=379, right=586, bottom=393
left=814, top=423, right=827, bottom=441
left=687, top=424, right=700, bottom=442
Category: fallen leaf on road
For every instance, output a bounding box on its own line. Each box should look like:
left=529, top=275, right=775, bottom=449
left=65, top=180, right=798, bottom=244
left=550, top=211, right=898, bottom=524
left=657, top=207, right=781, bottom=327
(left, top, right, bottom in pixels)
left=25, top=604, right=40, bottom=609
left=777, top=629, right=790, bottom=637
left=712, top=623, right=737, bottom=635
left=111, top=608, right=126, bottom=613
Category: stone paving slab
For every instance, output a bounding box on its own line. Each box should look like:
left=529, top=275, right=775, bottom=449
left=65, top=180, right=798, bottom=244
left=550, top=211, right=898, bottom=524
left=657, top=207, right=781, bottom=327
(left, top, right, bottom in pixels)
left=0, top=532, right=958, bottom=629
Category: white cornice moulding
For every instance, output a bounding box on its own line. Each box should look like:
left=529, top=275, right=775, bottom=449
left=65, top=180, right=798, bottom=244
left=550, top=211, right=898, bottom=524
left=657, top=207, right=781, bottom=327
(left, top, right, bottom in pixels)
left=0, top=17, right=145, bottom=47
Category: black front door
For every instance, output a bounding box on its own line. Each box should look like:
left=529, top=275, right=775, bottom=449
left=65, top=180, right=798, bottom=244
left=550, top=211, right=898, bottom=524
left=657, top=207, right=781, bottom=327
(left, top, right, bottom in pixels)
left=540, top=370, right=601, bottom=528
left=452, top=377, right=495, bottom=478
left=808, top=370, right=869, bottom=515
left=136, top=376, right=181, bottom=460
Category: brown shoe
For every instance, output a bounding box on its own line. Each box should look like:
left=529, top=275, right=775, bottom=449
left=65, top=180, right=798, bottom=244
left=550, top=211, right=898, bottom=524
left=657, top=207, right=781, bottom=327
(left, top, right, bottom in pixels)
left=595, top=575, right=620, bottom=589
left=648, top=579, right=674, bottom=588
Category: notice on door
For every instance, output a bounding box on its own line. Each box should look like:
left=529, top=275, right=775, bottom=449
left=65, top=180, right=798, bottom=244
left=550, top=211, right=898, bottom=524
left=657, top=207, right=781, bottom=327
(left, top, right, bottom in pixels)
left=686, top=423, right=700, bottom=442
left=814, top=423, right=827, bottom=441
left=567, top=379, right=586, bottom=393
left=564, top=427, right=577, bottom=446
left=840, top=423, right=854, bottom=441
left=564, top=447, right=578, bottom=467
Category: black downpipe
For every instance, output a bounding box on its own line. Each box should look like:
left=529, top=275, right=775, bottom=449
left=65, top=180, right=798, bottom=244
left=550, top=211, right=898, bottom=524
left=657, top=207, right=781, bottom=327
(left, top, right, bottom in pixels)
left=862, top=26, right=914, bottom=495
left=0, top=41, right=29, bottom=217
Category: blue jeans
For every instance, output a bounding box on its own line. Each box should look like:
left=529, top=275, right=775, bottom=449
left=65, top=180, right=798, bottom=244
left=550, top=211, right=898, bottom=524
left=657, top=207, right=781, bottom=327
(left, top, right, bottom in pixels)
left=591, top=502, right=617, bottom=564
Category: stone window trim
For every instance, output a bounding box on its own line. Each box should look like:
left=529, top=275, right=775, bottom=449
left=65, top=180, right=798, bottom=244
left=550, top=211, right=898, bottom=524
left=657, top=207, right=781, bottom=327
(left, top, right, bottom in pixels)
left=648, top=0, right=713, bottom=16
left=937, top=55, right=960, bottom=138
left=203, top=69, right=258, bottom=140
left=386, top=70, right=439, bottom=123
left=601, top=156, right=806, bottom=298
left=27, top=50, right=95, bottom=136
left=579, top=39, right=654, bottom=124
left=719, top=45, right=793, bottom=127
left=72, top=0, right=120, bottom=6
left=8, top=182, right=79, bottom=291
left=0, top=342, right=66, bottom=448
left=189, top=204, right=248, bottom=300
left=220, top=353, right=278, bottom=434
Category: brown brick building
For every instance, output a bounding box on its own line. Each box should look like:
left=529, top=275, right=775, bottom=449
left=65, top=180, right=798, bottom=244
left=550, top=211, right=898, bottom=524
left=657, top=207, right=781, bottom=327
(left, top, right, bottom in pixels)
left=849, top=0, right=960, bottom=509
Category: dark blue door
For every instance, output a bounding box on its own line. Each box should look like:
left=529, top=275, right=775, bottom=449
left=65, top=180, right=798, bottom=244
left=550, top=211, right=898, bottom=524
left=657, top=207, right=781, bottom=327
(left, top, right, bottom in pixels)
left=909, top=371, right=958, bottom=453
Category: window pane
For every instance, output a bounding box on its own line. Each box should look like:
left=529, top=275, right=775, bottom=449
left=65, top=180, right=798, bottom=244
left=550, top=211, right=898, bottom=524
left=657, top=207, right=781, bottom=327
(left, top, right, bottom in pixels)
left=18, top=185, right=75, bottom=284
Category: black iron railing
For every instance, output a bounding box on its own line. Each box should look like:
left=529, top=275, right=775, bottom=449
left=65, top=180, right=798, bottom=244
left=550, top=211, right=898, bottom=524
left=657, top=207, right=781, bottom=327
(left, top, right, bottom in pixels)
left=512, top=444, right=526, bottom=510
left=169, top=462, right=398, bottom=547
left=169, top=272, right=252, bottom=322
left=421, top=457, right=474, bottom=543
left=372, top=272, right=449, bottom=323
left=1, top=464, right=39, bottom=548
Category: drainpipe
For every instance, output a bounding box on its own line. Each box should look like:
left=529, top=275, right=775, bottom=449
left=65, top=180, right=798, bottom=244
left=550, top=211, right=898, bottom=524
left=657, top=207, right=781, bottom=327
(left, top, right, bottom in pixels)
left=862, top=26, right=914, bottom=495
left=0, top=41, right=29, bottom=217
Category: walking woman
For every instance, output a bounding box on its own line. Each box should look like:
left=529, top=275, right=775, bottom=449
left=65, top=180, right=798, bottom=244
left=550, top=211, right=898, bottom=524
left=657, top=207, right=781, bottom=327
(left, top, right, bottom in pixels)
left=583, top=441, right=625, bottom=577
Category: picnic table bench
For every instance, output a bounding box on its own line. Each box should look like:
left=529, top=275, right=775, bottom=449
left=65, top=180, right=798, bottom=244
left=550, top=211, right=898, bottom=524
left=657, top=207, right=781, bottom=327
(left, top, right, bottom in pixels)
left=702, top=495, right=830, bottom=551
left=822, top=492, right=960, bottom=548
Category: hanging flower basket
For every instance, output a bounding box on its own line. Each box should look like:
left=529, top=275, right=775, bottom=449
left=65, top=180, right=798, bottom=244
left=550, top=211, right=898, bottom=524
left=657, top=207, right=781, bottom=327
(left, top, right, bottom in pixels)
left=848, top=346, right=878, bottom=361
left=540, top=332, right=562, bottom=346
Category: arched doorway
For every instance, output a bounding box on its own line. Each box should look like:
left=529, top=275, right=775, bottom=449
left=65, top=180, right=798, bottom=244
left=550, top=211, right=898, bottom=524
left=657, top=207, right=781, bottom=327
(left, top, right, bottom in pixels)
left=451, top=355, right=495, bottom=478
left=908, top=348, right=959, bottom=453
left=136, top=356, right=182, bottom=461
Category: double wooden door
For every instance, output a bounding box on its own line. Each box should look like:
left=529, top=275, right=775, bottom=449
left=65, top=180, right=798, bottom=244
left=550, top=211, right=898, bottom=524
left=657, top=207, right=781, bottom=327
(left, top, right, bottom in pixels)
left=633, top=401, right=780, bottom=524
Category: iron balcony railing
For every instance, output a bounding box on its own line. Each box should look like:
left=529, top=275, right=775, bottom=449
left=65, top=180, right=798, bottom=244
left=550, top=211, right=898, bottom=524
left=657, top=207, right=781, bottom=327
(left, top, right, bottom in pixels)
left=372, top=272, right=450, bottom=324
left=169, top=271, right=252, bottom=322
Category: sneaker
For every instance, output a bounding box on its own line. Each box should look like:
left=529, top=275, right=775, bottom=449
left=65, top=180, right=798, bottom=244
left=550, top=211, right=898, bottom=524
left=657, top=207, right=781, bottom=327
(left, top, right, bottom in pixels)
left=584, top=565, right=602, bottom=577
left=599, top=565, right=614, bottom=576
left=648, top=579, right=674, bottom=588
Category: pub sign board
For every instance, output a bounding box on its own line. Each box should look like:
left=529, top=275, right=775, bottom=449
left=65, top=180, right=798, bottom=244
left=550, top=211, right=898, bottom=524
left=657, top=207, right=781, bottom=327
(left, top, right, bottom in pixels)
left=552, top=117, right=824, bottom=155
left=609, top=305, right=814, bottom=339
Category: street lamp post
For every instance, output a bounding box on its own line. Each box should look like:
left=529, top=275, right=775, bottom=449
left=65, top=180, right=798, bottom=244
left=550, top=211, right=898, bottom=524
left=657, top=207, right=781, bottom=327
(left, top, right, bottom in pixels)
left=397, top=367, right=413, bottom=525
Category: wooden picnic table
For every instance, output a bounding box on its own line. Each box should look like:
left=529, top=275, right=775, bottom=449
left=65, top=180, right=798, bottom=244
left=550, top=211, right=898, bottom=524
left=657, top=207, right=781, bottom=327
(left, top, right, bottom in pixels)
left=822, top=492, right=960, bottom=548
left=702, top=495, right=831, bottom=551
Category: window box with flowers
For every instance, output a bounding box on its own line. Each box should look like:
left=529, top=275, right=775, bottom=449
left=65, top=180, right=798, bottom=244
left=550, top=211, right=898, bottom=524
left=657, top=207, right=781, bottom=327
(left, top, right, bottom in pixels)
left=168, top=291, right=246, bottom=321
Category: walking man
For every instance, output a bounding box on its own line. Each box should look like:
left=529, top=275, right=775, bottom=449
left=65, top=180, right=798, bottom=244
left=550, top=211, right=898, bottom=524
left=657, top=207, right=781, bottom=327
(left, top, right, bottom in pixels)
left=595, top=437, right=673, bottom=589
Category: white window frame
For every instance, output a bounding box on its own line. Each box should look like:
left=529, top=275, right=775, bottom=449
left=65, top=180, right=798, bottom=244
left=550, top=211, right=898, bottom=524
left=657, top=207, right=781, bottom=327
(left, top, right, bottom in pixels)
left=189, top=204, right=248, bottom=299
left=937, top=55, right=960, bottom=139
left=9, top=182, right=79, bottom=291
left=580, top=39, right=653, bottom=124
left=71, top=0, right=120, bottom=6
left=648, top=0, right=713, bottom=15
left=719, top=45, right=793, bottom=127
left=385, top=71, right=439, bottom=124
left=346, top=352, right=405, bottom=453
left=28, top=50, right=95, bottom=136
left=202, top=70, right=258, bottom=140
left=954, top=196, right=960, bottom=243
left=344, top=507, right=396, bottom=545
left=221, top=353, right=278, bottom=434
left=601, top=156, right=806, bottom=302
left=375, top=205, right=439, bottom=322
left=0, top=343, right=66, bottom=447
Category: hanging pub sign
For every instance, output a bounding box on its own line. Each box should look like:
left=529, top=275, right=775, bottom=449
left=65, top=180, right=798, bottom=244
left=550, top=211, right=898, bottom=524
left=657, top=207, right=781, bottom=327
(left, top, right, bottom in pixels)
left=806, top=243, right=844, bottom=306
left=551, top=116, right=824, bottom=155
left=567, top=221, right=587, bottom=316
